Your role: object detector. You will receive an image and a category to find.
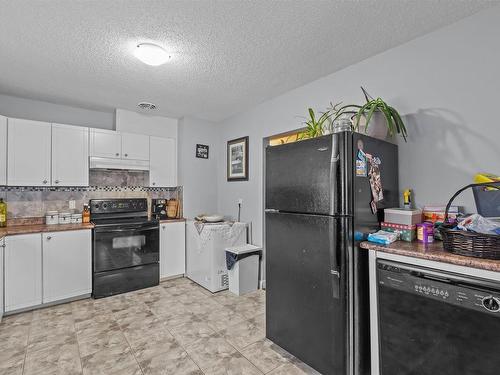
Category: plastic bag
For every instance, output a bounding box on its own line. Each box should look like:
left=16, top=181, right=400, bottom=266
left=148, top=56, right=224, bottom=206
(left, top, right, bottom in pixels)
left=457, top=214, right=500, bottom=235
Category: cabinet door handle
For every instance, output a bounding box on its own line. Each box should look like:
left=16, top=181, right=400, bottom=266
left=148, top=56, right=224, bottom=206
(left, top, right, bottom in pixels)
left=55, top=180, right=60, bottom=184
left=162, top=226, right=166, bottom=230
left=43, top=180, right=48, bottom=184
left=152, top=182, right=156, bottom=186
left=124, top=153, right=128, bottom=157
left=115, top=153, right=120, bottom=157
left=46, top=236, right=52, bottom=240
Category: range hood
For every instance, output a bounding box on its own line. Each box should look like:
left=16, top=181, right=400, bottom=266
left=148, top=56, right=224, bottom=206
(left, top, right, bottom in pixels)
left=90, top=157, right=149, bottom=171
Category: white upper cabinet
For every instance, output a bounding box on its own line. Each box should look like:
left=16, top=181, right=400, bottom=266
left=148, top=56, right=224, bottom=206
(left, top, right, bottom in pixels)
left=90, top=128, right=122, bottom=159
left=42, top=230, right=92, bottom=303
left=0, top=115, right=6, bottom=186
left=7, top=118, right=52, bottom=186
left=121, top=132, right=150, bottom=160
left=4, top=233, right=43, bottom=312
left=52, top=124, right=89, bottom=186
left=150, top=136, right=177, bottom=187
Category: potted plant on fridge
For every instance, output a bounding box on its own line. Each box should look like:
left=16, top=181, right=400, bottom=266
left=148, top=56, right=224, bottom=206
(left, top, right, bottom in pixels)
left=329, top=87, right=408, bottom=141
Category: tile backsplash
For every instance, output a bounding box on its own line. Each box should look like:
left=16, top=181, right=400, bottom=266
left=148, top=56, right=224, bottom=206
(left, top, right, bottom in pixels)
left=0, top=169, right=182, bottom=219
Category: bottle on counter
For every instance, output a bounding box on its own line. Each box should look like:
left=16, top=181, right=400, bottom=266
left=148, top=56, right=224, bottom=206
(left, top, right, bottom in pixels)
left=403, top=189, right=412, bottom=210
left=0, top=198, right=7, bottom=227
left=82, top=204, right=90, bottom=224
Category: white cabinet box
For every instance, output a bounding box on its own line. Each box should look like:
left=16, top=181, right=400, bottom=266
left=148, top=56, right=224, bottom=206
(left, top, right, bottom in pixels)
left=3, top=230, right=91, bottom=313
left=0, top=116, right=6, bottom=186
left=90, top=129, right=150, bottom=162
left=160, top=221, right=186, bottom=279
left=121, top=132, right=150, bottom=160
left=52, top=124, right=89, bottom=186
left=90, top=128, right=122, bottom=159
left=42, top=230, right=92, bottom=303
left=7, top=118, right=51, bottom=186
left=150, top=136, right=177, bottom=187
left=4, top=233, right=43, bottom=312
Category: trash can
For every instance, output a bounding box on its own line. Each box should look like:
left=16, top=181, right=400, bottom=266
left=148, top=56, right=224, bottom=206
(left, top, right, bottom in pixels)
left=225, top=244, right=262, bottom=296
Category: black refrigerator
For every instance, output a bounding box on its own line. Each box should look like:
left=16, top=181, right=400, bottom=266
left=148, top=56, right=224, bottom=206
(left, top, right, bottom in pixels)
left=265, top=131, right=398, bottom=375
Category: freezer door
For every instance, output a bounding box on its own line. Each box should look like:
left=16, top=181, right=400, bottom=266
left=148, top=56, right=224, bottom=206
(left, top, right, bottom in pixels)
left=265, top=211, right=348, bottom=375
left=265, top=134, right=344, bottom=215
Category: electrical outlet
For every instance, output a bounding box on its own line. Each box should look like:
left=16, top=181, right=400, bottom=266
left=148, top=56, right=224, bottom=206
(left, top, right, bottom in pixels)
left=237, top=198, right=243, bottom=205
left=69, top=200, right=76, bottom=209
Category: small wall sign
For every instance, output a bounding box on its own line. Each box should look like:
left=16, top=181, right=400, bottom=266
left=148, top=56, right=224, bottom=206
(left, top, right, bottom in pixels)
left=196, top=144, right=209, bottom=159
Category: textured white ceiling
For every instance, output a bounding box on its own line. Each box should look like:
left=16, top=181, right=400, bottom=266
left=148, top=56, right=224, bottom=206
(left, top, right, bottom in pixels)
left=0, top=0, right=495, bottom=122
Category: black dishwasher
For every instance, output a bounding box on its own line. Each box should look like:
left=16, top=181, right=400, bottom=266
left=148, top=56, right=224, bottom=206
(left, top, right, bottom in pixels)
left=377, top=260, right=500, bottom=375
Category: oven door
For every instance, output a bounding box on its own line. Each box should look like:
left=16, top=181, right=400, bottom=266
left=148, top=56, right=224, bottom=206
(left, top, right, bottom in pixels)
left=93, top=223, right=159, bottom=272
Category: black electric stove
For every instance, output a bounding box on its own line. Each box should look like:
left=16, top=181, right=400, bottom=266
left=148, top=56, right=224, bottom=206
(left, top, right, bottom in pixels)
left=90, top=198, right=159, bottom=298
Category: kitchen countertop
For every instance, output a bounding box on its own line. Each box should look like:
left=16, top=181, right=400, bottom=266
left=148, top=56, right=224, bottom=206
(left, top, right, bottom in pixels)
left=0, top=223, right=94, bottom=238
left=360, top=240, right=500, bottom=273
left=159, top=218, right=186, bottom=223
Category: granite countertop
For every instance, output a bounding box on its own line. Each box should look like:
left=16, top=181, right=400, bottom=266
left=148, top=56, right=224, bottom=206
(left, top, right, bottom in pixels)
left=0, top=222, right=94, bottom=238
left=159, top=218, right=186, bottom=223
left=360, top=240, right=500, bottom=272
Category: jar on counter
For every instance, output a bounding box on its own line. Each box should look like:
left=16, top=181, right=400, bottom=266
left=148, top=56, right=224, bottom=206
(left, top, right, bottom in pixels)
left=46, top=211, right=59, bottom=225
left=70, top=213, right=82, bottom=224
left=59, top=212, right=72, bottom=225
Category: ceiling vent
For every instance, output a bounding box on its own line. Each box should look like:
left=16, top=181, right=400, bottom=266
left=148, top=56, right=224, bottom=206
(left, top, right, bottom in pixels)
left=138, top=102, right=157, bottom=111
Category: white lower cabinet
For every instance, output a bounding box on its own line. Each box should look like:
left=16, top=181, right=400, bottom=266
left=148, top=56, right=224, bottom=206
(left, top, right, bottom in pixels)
left=42, top=230, right=92, bottom=303
left=160, top=222, right=186, bottom=279
left=4, top=234, right=43, bottom=312
left=3, top=230, right=91, bottom=313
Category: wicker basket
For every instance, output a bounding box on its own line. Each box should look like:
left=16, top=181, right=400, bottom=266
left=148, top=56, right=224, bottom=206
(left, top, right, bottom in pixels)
left=439, top=181, right=500, bottom=259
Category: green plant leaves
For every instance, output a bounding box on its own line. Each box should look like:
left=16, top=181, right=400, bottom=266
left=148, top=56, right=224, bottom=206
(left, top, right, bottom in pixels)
left=301, top=89, right=408, bottom=142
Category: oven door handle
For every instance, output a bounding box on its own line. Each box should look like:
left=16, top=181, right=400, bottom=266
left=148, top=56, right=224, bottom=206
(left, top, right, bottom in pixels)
left=95, top=226, right=159, bottom=233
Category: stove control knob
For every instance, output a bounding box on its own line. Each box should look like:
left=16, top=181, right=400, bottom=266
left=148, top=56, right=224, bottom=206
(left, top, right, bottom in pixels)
left=482, top=297, right=500, bottom=312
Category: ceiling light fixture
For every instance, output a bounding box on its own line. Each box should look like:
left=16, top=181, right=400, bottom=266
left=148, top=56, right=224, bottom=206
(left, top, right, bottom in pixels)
left=138, top=102, right=157, bottom=110
left=134, top=43, right=171, bottom=66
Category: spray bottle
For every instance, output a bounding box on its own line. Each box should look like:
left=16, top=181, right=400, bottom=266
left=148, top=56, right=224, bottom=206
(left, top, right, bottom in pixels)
left=403, top=189, right=412, bottom=210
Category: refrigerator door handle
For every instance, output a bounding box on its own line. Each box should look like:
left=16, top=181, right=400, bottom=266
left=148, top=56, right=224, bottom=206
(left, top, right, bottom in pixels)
left=329, top=222, right=341, bottom=300
left=265, top=209, right=279, bottom=213
left=331, top=268, right=341, bottom=299
left=329, top=136, right=340, bottom=215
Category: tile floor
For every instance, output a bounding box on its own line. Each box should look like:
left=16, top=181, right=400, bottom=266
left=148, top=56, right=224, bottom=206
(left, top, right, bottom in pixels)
left=0, top=277, right=320, bottom=375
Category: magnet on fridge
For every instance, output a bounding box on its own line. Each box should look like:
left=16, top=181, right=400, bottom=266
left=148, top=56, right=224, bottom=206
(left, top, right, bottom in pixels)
left=356, top=149, right=367, bottom=177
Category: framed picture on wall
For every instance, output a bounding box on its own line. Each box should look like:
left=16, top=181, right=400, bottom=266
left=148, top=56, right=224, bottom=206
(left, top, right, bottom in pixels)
left=227, top=136, right=249, bottom=181
left=196, top=144, right=209, bottom=159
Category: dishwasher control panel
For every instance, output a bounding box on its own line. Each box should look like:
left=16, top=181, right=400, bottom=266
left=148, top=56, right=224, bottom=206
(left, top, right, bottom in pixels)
left=377, top=261, right=500, bottom=315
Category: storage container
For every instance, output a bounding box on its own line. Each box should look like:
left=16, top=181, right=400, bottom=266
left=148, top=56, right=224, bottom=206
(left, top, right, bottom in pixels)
left=58, top=212, right=72, bottom=225
left=423, top=205, right=459, bottom=223
left=381, top=222, right=416, bottom=242
left=70, top=213, right=82, bottom=224
left=45, top=211, right=59, bottom=225
left=384, top=208, right=422, bottom=226
left=417, top=222, right=434, bottom=243
left=225, top=244, right=261, bottom=296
